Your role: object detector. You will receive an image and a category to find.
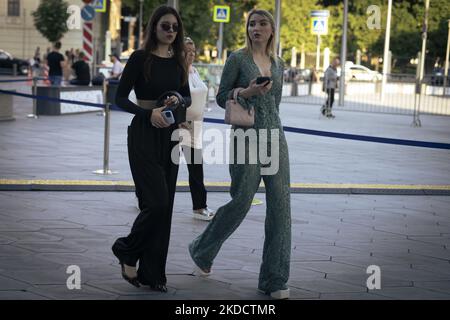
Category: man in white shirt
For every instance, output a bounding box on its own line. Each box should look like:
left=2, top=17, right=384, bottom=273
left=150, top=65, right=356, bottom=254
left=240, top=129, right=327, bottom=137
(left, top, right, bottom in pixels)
left=109, top=53, right=124, bottom=80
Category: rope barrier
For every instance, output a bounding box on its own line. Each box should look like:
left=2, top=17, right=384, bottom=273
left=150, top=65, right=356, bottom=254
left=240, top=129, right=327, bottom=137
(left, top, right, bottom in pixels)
left=0, top=77, right=47, bottom=83
left=203, top=118, right=450, bottom=150
left=0, top=88, right=449, bottom=150
left=0, top=89, right=105, bottom=109
left=281, top=126, right=450, bottom=150
left=0, top=78, right=32, bottom=83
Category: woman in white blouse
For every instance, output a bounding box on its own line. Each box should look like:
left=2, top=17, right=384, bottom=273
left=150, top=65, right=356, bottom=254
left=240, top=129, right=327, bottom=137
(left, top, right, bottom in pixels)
left=180, top=37, right=215, bottom=221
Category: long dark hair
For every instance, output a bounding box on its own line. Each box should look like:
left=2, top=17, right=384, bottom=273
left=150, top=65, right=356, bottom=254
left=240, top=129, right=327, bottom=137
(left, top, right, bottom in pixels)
left=142, top=5, right=188, bottom=85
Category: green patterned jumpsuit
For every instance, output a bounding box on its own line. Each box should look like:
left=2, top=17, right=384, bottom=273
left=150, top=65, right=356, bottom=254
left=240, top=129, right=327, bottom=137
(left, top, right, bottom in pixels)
left=189, top=49, right=291, bottom=293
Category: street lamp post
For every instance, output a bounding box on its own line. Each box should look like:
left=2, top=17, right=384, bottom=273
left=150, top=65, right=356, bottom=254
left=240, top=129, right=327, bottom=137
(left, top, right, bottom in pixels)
left=413, top=0, right=430, bottom=127
left=217, top=22, right=223, bottom=62
left=139, top=0, right=143, bottom=47
left=338, top=0, right=348, bottom=106
left=275, top=0, right=281, bottom=56
left=167, top=0, right=178, bottom=11
left=443, top=20, right=450, bottom=95
left=380, top=0, right=393, bottom=102
left=315, top=35, right=321, bottom=70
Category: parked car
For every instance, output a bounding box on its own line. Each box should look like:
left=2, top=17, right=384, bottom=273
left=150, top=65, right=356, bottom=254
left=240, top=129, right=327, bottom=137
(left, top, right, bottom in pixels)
left=431, top=67, right=450, bottom=86
left=283, top=67, right=312, bottom=82
left=336, top=62, right=381, bottom=82
left=0, top=49, right=30, bottom=75
left=347, top=63, right=382, bottom=82
left=296, top=68, right=312, bottom=82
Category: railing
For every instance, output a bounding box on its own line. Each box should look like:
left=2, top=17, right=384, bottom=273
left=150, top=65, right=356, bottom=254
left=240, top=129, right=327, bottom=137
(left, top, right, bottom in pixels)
left=282, top=80, right=450, bottom=116
left=192, top=64, right=450, bottom=117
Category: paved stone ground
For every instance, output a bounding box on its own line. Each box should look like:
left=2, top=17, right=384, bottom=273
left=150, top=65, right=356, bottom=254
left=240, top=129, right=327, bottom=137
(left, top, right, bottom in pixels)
left=1, top=192, right=450, bottom=300
left=1, top=78, right=450, bottom=300
left=1, top=80, right=449, bottom=185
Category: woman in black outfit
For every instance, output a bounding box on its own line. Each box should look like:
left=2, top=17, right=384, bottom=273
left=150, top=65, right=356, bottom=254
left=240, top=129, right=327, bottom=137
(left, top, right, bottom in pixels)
left=111, top=5, right=191, bottom=292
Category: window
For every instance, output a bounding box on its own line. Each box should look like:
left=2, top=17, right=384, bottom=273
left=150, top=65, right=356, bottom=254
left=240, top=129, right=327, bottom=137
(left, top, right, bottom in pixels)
left=8, top=0, right=20, bottom=17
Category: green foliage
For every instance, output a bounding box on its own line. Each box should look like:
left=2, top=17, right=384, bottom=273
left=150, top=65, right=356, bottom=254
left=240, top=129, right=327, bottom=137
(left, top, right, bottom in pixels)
left=121, top=0, right=450, bottom=70
left=122, top=0, right=167, bottom=24
left=32, top=0, right=70, bottom=43
left=221, top=0, right=258, bottom=52
left=279, top=0, right=319, bottom=58
left=179, top=0, right=220, bottom=56
left=179, top=0, right=256, bottom=60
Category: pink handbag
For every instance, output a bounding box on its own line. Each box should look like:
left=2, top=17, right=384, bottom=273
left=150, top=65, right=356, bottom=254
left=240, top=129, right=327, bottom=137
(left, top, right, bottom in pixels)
left=224, top=88, right=255, bottom=127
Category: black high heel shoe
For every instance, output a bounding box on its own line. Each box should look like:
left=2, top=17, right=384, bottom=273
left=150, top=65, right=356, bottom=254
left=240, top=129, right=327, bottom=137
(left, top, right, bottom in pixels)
left=112, top=241, right=140, bottom=288
left=119, top=262, right=140, bottom=288
left=149, top=284, right=167, bottom=292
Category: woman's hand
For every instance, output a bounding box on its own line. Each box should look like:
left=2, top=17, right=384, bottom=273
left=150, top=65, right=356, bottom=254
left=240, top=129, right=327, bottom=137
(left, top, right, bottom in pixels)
left=178, top=121, right=190, bottom=129
left=150, top=106, right=170, bottom=128
left=240, top=78, right=273, bottom=98
left=163, top=95, right=179, bottom=107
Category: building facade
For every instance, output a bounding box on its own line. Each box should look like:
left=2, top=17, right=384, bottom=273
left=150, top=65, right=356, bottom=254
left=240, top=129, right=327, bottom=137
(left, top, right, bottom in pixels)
left=0, top=0, right=117, bottom=66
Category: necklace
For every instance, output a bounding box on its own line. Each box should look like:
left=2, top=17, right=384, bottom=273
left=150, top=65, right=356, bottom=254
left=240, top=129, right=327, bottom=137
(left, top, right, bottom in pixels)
left=152, top=47, right=174, bottom=58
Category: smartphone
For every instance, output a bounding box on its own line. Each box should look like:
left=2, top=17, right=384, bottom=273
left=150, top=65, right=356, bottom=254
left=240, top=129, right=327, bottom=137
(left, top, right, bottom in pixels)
left=162, top=110, right=175, bottom=125
left=256, top=76, right=271, bottom=86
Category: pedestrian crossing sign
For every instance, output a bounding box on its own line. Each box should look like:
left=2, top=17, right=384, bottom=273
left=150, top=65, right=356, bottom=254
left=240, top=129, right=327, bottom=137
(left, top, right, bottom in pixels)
left=310, top=10, right=329, bottom=35
left=311, top=17, right=328, bottom=35
left=92, top=0, right=106, bottom=13
left=213, top=5, right=230, bottom=23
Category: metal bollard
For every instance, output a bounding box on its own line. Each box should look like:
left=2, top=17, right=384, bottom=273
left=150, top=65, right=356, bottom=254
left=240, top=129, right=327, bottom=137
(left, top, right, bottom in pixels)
left=93, top=103, right=118, bottom=175
left=412, top=82, right=423, bottom=127
left=27, top=77, right=38, bottom=119
left=291, top=78, right=298, bottom=96
left=12, top=64, right=17, bottom=77
left=97, top=80, right=107, bottom=117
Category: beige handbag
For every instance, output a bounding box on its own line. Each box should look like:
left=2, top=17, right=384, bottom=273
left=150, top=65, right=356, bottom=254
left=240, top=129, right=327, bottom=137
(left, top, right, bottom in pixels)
left=224, top=88, right=255, bottom=127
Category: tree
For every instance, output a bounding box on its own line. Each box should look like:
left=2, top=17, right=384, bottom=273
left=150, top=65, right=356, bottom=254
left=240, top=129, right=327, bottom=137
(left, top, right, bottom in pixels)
left=32, top=0, right=70, bottom=43
left=180, top=0, right=256, bottom=59
left=179, top=0, right=216, bottom=55
left=121, top=0, right=450, bottom=72
left=122, top=0, right=256, bottom=61
left=122, top=0, right=166, bottom=26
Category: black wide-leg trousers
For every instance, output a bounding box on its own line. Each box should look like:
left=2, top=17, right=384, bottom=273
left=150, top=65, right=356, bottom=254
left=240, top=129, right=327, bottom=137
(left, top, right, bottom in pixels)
left=113, top=115, right=179, bottom=286
left=182, top=146, right=207, bottom=211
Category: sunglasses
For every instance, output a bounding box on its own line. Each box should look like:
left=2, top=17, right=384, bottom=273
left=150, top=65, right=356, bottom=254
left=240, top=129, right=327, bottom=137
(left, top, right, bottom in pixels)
left=160, top=23, right=179, bottom=33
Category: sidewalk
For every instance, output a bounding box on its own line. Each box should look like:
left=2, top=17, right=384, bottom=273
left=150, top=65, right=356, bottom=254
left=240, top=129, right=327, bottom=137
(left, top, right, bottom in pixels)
left=0, top=82, right=449, bottom=186
left=1, top=191, right=450, bottom=300
left=0, top=80, right=450, bottom=299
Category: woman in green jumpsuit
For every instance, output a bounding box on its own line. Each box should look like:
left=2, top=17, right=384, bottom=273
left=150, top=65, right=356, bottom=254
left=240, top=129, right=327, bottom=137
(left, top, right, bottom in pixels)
left=189, top=9, right=291, bottom=299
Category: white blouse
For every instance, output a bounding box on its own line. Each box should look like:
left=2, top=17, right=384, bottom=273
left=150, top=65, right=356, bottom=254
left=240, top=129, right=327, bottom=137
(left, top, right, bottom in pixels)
left=180, top=66, right=208, bottom=149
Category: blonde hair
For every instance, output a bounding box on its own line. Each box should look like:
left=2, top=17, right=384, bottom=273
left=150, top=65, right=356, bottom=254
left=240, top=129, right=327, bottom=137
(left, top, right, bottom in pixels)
left=245, top=9, right=277, bottom=58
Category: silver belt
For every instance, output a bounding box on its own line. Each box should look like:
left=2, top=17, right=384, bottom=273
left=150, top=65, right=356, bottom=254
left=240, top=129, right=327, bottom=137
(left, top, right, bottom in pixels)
left=137, top=99, right=158, bottom=110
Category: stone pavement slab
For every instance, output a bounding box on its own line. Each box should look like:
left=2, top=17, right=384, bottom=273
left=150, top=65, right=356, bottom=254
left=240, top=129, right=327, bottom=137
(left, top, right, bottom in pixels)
left=414, top=281, right=450, bottom=295
left=1, top=80, right=450, bottom=301
left=1, top=191, right=449, bottom=300
left=1, top=82, right=449, bottom=186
